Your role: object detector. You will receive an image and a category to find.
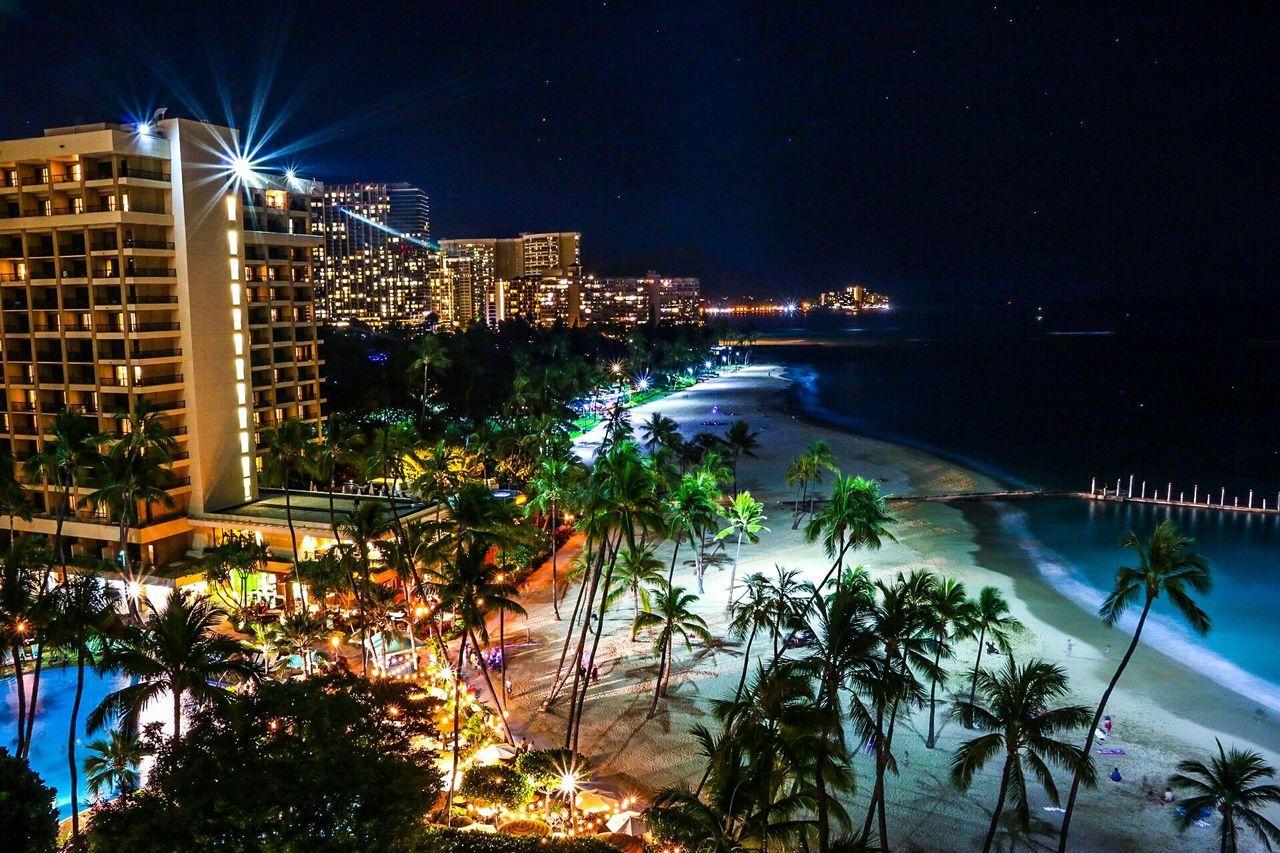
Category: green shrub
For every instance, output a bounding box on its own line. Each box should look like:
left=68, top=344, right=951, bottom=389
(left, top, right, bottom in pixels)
left=458, top=764, right=533, bottom=811
left=415, top=827, right=616, bottom=852
left=0, top=747, right=57, bottom=853
left=515, top=748, right=592, bottom=792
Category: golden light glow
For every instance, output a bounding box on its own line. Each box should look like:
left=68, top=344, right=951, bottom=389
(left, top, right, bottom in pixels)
left=225, top=196, right=237, bottom=221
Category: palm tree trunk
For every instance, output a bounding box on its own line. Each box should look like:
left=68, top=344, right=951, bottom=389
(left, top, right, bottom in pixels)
left=562, top=540, right=611, bottom=745
left=569, top=537, right=621, bottom=753
left=982, top=756, right=1013, bottom=853
left=727, top=530, right=744, bottom=606
left=815, top=684, right=834, bottom=849
left=876, top=698, right=903, bottom=847
left=791, top=480, right=806, bottom=529
left=172, top=687, right=182, bottom=740
left=69, top=645, right=86, bottom=844
left=284, top=488, right=303, bottom=612
left=733, top=624, right=757, bottom=704
left=11, top=643, right=26, bottom=757
left=646, top=639, right=667, bottom=719
left=1223, top=807, right=1233, bottom=853
left=862, top=706, right=885, bottom=841
left=21, top=639, right=44, bottom=760
left=666, top=531, right=683, bottom=586
left=968, top=625, right=988, bottom=712
left=1057, top=597, right=1152, bottom=853
left=544, top=538, right=595, bottom=708
left=926, top=644, right=943, bottom=748
left=468, top=629, right=514, bottom=743
left=550, top=497, right=561, bottom=620
left=445, top=631, right=469, bottom=825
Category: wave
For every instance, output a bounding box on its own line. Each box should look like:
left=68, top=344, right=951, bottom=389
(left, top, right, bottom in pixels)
left=780, top=364, right=1038, bottom=491
left=996, top=504, right=1280, bottom=715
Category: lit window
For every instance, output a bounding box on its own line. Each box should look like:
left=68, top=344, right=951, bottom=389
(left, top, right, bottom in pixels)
left=225, top=196, right=236, bottom=221
left=227, top=230, right=238, bottom=254
left=231, top=309, right=242, bottom=330
left=229, top=284, right=240, bottom=306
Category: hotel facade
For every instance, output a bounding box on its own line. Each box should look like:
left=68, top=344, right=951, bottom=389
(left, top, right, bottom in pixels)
left=0, top=118, right=328, bottom=579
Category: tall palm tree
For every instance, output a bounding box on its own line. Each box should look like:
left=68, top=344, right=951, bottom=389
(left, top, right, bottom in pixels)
left=525, top=455, right=576, bottom=619
left=307, top=414, right=363, bottom=541
left=723, top=419, right=760, bottom=496
left=786, top=440, right=838, bottom=529
left=609, top=545, right=666, bottom=639
left=803, top=474, right=895, bottom=594
left=259, top=418, right=316, bottom=607
left=640, top=412, right=681, bottom=456
left=83, top=436, right=176, bottom=621
left=1, top=535, right=54, bottom=760
left=923, top=577, right=972, bottom=749
left=952, top=656, right=1095, bottom=853
left=52, top=571, right=119, bottom=843
left=1170, top=740, right=1280, bottom=853
left=0, top=445, right=31, bottom=542
left=1058, top=521, right=1212, bottom=851
left=758, top=564, right=810, bottom=659
left=89, top=590, right=263, bottom=739
left=23, top=410, right=98, bottom=573
left=635, top=581, right=713, bottom=719
left=725, top=574, right=778, bottom=703
left=409, top=332, right=452, bottom=419
left=715, top=491, right=769, bottom=605
left=83, top=726, right=150, bottom=802
left=666, top=467, right=721, bottom=593
left=964, top=586, right=1024, bottom=713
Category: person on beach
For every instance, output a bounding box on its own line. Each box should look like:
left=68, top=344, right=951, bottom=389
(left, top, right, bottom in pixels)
left=1105, top=643, right=1112, bottom=657
left=1146, top=790, right=1156, bottom=802
left=1162, top=788, right=1175, bottom=804
left=1103, top=714, right=1113, bottom=736
left=1066, top=638, right=1073, bottom=656
left=1110, top=767, right=1122, bottom=783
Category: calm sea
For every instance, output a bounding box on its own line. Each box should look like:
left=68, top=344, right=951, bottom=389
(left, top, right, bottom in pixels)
left=759, top=300, right=1280, bottom=707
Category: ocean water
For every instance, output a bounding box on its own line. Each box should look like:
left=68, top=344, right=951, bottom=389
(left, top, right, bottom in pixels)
left=762, top=301, right=1280, bottom=708
left=1, top=667, right=130, bottom=818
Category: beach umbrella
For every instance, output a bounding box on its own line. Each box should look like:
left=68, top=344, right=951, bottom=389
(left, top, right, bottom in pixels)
left=494, top=743, right=520, bottom=761
left=606, top=810, right=648, bottom=836
left=458, top=822, right=497, bottom=833
left=593, top=832, right=644, bottom=853
left=575, top=789, right=619, bottom=812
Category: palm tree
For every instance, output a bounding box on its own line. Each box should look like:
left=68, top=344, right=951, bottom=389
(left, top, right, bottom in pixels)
left=23, top=410, right=98, bottom=573
left=723, top=419, right=760, bottom=496
left=409, top=332, right=452, bottom=419
left=715, top=491, right=769, bottom=605
left=665, top=468, right=721, bottom=593
left=83, top=726, right=150, bottom=802
left=640, top=412, right=681, bottom=456
left=1057, top=520, right=1212, bottom=851
left=758, top=565, right=810, bottom=659
left=0, top=445, right=31, bottom=542
left=275, top=609, right=329, bottom=676
left=725, top=574, right=777, bottom=703
left=952, top=656, right=1095, bottom=853
left=525, top=455, right=575, bottom=619
left=803, top=474, right=895, bottom=594
left=1169, top=740, right=1280, bottom=853
left=1, top=536, right=54, bottom=760
left=307, top=414, right=363, bottom=541
left=964, top=586, right=1024, bottom=711
left=52, top=571, right=119, bottom=843
left=785, top=440, right=837, bottom=529
left=923, top=577, right=972, bottom=749
left=83, top=435, right=176, bottom=621
left=259, top=418, right=316, bottom=606
left=89, top=590, right=263, bottom=740
left=608, top=545, right=666, bottom=638
left=634, top=581, right=713, bottom=719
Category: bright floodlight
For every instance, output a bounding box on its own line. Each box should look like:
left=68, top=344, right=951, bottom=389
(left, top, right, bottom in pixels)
left=136, top=121, right=152, bottom=135
left=637, top=377, right=650, bottom=390
left=284, top=168, right=297, bottom=184
left=229, top=154, right=256, bottom=183
left=559, top=772, right=578, bottom=794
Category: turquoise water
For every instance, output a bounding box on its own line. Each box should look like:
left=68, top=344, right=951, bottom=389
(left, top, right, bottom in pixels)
left=1, top=667, right=130, bottom=818
left=1004, top=498, right=1280, bottom=711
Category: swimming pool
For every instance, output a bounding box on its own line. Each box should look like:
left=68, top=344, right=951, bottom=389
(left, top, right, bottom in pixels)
left=1, top=666, right=131, bottom=818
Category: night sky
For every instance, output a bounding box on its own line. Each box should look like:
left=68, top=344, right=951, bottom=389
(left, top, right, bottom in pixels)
left=0, top=1, right=1275, bottom=304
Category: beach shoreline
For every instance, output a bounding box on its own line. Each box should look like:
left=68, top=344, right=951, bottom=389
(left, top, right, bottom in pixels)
left=497, top=363, right=1280, bottom=851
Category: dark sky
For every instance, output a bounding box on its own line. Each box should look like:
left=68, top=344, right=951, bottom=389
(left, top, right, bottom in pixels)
left=0, top=1, right=1275, bottom=303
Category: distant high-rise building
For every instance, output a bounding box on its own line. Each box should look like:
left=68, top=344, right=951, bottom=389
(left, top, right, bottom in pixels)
left=311, top=182, right=436, bottom=326
left=438, top=232, right=579, bottom=327
left=579, top=272, right=702, bottom=326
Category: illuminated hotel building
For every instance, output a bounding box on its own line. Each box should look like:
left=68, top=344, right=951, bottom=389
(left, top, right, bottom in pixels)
left=438, top=232, right=581, bottom=327
left=311, top=182, right=436, bottom=326
left=579, top=272, right=703, bottom=326
left=0, top=118, right=323, bottom=569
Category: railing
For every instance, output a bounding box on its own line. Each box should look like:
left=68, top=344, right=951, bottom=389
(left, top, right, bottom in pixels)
left=134, top=374, right=183, bottom=387
left=0, top=272, right=27, bottom=281
left=7, top=401, right=37, bottom=412
left=118, top=166, right=170, bottom=182
left=126, top=268, right=176, bottom=278
left=1, top=300, right=27, bottom=310
left=128, top=322, right=182, bottom=333
left=132, top=348, right=183, bottom=359
left=123, top=239, right=174, bottom=250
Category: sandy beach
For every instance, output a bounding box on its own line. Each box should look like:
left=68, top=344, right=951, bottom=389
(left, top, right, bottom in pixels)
left=485, top=364, right=1280, bottom=851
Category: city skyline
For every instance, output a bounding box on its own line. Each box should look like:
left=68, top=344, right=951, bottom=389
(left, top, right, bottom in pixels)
left=0, top=2, right=1272, bottom=303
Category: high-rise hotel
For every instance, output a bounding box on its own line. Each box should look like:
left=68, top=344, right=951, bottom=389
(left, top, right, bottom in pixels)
left=0, top=118, right=323, bottom=567
left=438, top=231, right=581, bottom=327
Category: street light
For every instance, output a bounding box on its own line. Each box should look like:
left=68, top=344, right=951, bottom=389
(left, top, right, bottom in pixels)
left=560, top=771, right=579, bottom=832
